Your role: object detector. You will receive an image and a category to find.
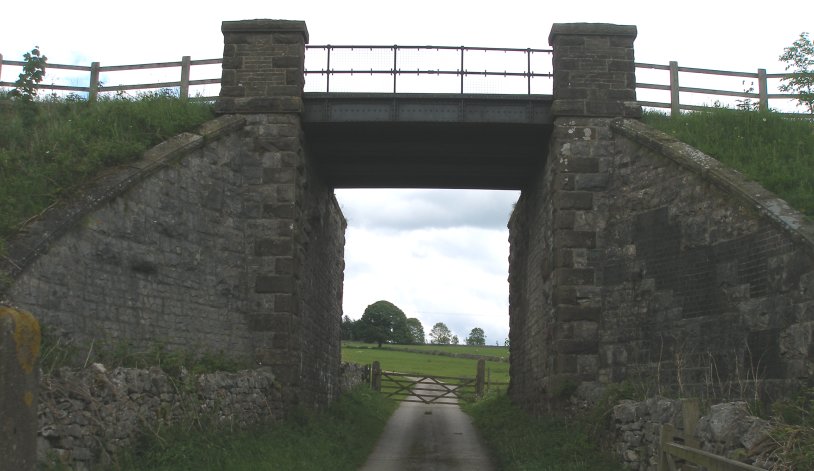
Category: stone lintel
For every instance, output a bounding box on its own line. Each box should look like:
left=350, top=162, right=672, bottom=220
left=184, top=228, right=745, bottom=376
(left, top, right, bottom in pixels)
left=548, top=23, right=637, bottom=45
left=222, top=19, right=309, bottom=43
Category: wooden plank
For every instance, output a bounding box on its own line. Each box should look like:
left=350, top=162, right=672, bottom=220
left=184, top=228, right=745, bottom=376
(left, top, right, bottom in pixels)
left=678, top=86, right=757, bottom=98
left=637, top=82, right=672, bottom=91
left=636, top=62, right=671, bottom=71
left=190, top=58, right=223, bottom=66
left=100, top=61, right=184, bottom=72
left=100, top=81, right=182, bottom=92
left=636, top=101, right=671, bottom=109
left=664, top=443, right=764, bottom=471
left=676, top=65, right=757, bottom=78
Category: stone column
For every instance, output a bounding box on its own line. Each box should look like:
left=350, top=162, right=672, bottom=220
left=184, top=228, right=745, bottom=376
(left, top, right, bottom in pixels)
left=216, top=20, right=345, bottom=409
left=0, top=306, right=40, bottom=471
left=544, top=23, right=639, bottom=392
left=549, top=23, right=640, bottom=118
left=216, top=19, right=309, bottom=114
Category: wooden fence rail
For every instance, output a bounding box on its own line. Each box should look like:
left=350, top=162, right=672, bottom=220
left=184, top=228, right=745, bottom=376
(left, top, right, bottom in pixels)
left=0, top=51, right=810, bottom=114
left=0, top=54, right=221, bottom=100
left=636, top=61, right=805, bottom=115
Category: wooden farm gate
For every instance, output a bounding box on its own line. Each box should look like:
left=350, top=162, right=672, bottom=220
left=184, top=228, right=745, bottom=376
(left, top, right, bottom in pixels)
left=370, top=359, right=505, bottom=405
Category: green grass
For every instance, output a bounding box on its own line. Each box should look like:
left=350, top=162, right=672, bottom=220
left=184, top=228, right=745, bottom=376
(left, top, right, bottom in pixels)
left=641, top=108, right=814, bottom=216
left=112, top=386, right=397, bottom=471
left=0, top=92, right=214, bottom=247
left=342, top=342, right=509, bottom=383
left=464, top=393, right=625, bottom=471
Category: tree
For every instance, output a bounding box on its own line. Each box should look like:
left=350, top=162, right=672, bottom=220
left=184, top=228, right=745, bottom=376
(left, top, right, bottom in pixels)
left=341, top=315, right=355, bottom=341
left=451, top=335, right=459, bottom=345
left=406, top=318, right=425, bottom=344
left=10, top=46, right=47, bottom=102
left=779, top=32, right=814, bottom=113
left=466, top=327, right=486, bottom=346
left=356, top=300, right=410, bottom=347
left=429, top=322, right=452, bottom=345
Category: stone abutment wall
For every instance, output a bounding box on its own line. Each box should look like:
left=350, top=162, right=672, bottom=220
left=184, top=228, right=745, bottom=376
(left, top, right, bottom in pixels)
left=1, top=20, right=346, bottom=412
left=508, top=23, right=814, bottom=409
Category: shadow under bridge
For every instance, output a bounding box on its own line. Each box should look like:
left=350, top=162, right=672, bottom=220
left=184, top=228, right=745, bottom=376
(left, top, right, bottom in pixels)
left=302, top=93, right=554, bottom=189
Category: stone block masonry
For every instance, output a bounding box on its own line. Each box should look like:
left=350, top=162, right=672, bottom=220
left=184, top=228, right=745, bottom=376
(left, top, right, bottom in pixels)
left=2, top=19, right=347, bottom=413
left=509, top=22, right=814, bottom=409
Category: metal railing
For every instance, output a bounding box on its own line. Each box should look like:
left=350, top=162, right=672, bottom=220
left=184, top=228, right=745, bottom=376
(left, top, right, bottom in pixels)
left=303, top=45, right=553, bottom=94
left=1, top=48, right=811, bottom=114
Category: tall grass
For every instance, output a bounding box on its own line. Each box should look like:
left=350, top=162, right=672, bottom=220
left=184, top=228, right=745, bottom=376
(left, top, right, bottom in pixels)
left=641, top=109, right=814, bottom=216
left=0, top=92, right=214, bottom=245
left=113, top=387, right=397, bottom=471
left=464, top=393, right=625, bottom=471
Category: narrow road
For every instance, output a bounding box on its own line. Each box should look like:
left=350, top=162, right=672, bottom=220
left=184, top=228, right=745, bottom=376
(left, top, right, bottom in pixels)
left=360, top=381, right=495, bottom=471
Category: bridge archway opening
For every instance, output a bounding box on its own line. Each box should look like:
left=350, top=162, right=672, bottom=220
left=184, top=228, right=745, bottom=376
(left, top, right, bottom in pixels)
left=335, top=188, right=519, bottom=345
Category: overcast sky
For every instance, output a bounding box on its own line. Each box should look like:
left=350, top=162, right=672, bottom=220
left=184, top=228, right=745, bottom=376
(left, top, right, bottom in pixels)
left=2, top=0, right=809, bottom=344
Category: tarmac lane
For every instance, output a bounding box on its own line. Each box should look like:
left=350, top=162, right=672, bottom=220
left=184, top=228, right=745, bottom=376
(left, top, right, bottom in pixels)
left=359, top=379, right=495, bottom=471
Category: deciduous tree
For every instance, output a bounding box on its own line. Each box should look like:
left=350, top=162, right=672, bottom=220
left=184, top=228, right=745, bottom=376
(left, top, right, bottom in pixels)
left=429, top=322, right=452, bottom=345
left=406, top=318, right=425, bottom=344
left=466, top=327, right=486, bottom=346
left=356, top=300, right=410, bottom=347
left=779, top=32, right=814, bottom=113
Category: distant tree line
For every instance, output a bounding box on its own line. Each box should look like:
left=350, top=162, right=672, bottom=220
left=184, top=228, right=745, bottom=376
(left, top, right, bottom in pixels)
left=341, top=300, right=494, bottom=348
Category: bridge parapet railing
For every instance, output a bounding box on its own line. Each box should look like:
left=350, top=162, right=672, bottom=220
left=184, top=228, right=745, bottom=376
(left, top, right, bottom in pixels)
left=302, top=45, right=554, bottom=94
left=1, top=49, right=812, bottom=114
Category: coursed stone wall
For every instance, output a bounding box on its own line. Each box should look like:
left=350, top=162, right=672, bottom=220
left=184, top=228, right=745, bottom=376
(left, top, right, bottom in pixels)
left=508, top=23, right=814, bottom=408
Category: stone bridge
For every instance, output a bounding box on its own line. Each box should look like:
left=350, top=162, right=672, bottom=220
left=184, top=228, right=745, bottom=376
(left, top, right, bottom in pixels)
left=2, top=20, right=813, bottom=419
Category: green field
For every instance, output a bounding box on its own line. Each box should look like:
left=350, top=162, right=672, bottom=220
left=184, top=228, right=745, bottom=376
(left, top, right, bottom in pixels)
left=342, top=341, right=509, bottom=358
left=341, top=342, right=510, bottom=384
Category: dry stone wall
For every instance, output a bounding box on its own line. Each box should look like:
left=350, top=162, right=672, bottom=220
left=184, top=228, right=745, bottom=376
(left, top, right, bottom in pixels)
left=610, top=397, right=773, bottom=470
left=37, top=361, right=370, bottom=469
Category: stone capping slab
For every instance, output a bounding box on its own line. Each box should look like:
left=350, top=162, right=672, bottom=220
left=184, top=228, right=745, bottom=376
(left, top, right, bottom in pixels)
left=0, top=115, right=246, bottom=295
left=221, top=19, right=309, bottom=43
left=548, top=23, right=637, bottom=45
left=611, top=118, right=814, bottom=253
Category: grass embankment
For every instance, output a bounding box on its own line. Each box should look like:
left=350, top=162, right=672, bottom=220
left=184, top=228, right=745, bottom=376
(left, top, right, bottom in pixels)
left=113, top=387, right=397, bottom=471
left=641, top=108, right=814, bottom=216
left=0, top=92, right=214, bottom=249
left=341, top=342, right=510, bottom=383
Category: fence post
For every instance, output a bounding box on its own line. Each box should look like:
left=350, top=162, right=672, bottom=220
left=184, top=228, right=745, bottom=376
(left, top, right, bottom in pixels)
left=89, top=61, right=100, bottom=102
left=669, top=60, right=680, bottom=117
left=0, top=54, right=4, bottom=84
left=371, top=361, right=381, bottom=392
left=681, top=398, right=701, bottom=448
left=475, top=359, right=486, bottom=398
left=757, top=68, right=768, bottom=111
left=0, top=306, right=41, bottom=471
left=658, top=423, right=674, bottom=471
left=180, top=55, right=191, bottom=100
